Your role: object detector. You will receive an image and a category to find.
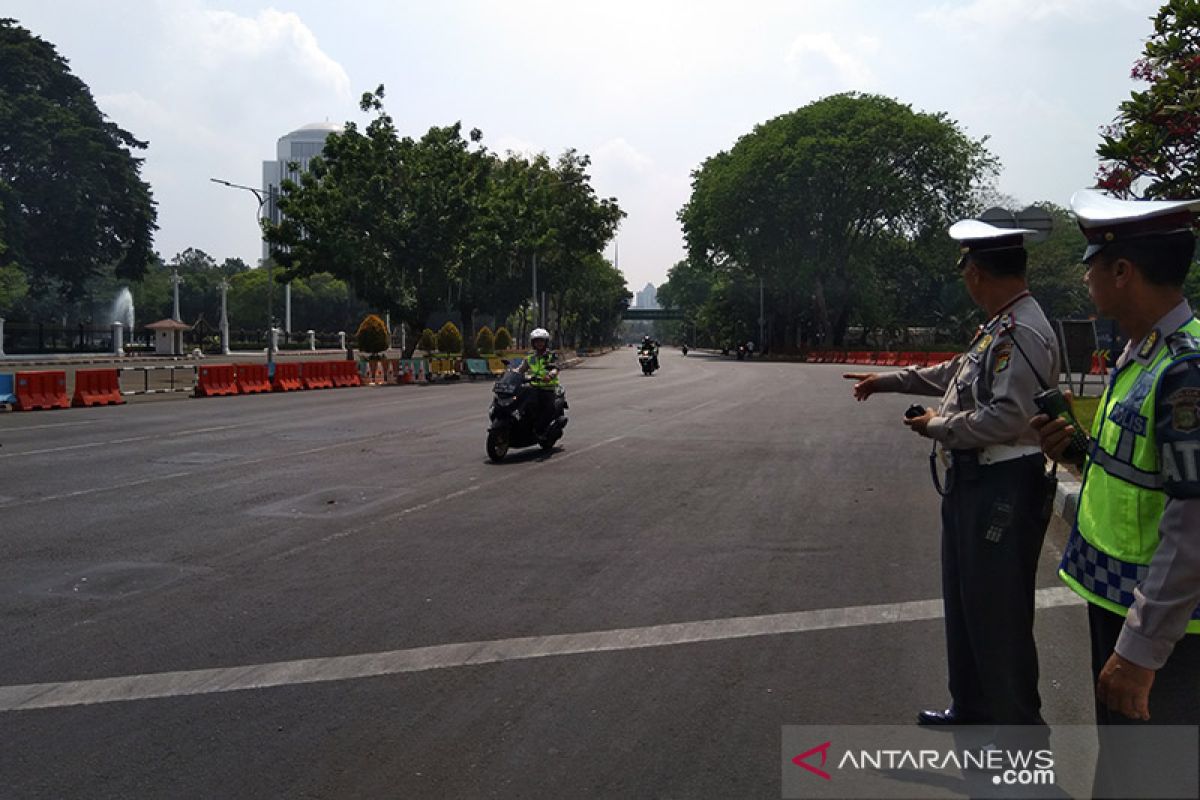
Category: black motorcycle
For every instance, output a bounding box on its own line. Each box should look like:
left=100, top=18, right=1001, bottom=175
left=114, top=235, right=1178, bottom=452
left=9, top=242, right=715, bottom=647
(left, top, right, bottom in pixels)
left=638, top=347, right=658, bottom=375
left=486, top=369, right=568, bottom=462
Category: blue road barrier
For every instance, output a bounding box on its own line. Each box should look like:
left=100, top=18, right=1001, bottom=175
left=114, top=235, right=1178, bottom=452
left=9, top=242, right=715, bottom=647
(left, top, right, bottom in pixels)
left=0, top=373, right=15, bottom=406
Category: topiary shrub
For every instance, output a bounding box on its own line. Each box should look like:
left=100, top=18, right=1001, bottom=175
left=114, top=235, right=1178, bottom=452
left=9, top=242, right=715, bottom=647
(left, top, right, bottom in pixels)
left=437, top=321, right=464, bottom=354
left=356, top=314, right=389, bottom=357
left=475, top=326, right=495, bottom=355
left=416, top=327, right=436, bottom=353
left=494, top=326, right=513, bottom=352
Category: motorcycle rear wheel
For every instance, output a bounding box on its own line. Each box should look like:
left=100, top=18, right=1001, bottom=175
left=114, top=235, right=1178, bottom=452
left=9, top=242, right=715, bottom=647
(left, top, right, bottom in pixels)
left=486, top=429, right=510, bottom=462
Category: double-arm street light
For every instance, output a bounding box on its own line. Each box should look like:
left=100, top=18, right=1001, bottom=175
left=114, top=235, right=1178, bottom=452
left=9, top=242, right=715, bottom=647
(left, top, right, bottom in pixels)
left=210, top=177, right=277, bottom=369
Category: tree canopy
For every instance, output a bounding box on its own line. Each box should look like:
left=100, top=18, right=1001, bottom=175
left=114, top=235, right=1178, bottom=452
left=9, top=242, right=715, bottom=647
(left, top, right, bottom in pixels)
left=671, top=93, right=998, bottom=348
left=0, top=18, right=157, bottom=306
left=1096, top=0, right=1200, bottom=198
left=264, top=86, right=628, bottom=352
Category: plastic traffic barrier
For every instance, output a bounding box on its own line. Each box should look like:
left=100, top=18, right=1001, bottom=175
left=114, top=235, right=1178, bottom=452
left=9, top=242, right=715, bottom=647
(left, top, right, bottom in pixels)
left=235, top=363, right=273, bottom=394
left=15, top=370, right=70, bottom=411
left=71, top=368, right=125, bottom=407
left=194, top=364, right=239, bottom=397
left=301, top=361, right=334, bottom=389
left=0, top=373, right=16, bottom=406
left=272, top=362, right=303, bottom=392
left=330, top=361, right=361, bottom=387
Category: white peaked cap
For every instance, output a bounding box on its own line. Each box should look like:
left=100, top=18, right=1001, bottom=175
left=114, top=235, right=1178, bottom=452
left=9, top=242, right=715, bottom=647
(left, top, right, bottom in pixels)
left=1070, top=189, right=1200, bottom=260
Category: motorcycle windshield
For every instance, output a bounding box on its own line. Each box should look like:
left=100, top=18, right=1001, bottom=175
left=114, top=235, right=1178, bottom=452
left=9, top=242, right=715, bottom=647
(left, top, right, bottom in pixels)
left=494, top=370, right=524, bottom=395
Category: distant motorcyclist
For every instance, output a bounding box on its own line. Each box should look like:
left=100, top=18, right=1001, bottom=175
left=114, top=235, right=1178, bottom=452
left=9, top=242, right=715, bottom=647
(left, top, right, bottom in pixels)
left=516, top=328, right=559, bottom=439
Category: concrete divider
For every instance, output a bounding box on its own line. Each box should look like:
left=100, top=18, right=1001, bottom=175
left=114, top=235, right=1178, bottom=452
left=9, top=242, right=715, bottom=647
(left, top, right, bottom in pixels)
left=15, top=370, right=70, bottom=411
left=71, top=368, right=125, bottom=407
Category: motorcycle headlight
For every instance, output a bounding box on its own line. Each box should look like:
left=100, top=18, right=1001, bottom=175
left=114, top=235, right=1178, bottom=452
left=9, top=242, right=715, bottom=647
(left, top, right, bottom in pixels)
left=496, top=395, right=515, bottom=407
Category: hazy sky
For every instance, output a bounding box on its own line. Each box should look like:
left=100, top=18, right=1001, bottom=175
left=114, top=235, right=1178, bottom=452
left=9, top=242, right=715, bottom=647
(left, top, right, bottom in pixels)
left=8, top=0, right=1156, bottom=293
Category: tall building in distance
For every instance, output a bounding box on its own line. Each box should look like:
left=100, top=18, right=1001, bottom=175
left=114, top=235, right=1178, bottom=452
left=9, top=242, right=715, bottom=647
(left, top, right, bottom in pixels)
left=634, top=282, right=658, bottom=309
left=261, top=121, right=342, bottom=261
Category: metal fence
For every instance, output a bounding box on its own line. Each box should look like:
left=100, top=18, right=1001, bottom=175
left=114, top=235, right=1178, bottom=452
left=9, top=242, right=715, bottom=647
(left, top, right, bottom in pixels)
left=1, top=322, right=153, bottom=355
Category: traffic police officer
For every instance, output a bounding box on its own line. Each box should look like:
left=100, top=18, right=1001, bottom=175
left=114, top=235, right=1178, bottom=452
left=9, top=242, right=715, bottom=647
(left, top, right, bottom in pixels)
left=846, top=219, right=1059, bottom=729
left=518, top=327, right=560, bottom=438
left=1033, top=190, right=1200, bottom=795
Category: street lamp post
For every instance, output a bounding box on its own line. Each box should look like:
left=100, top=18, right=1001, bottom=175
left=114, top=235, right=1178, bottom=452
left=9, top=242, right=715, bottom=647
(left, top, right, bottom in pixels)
left=210, top=177, right=275, bottom=370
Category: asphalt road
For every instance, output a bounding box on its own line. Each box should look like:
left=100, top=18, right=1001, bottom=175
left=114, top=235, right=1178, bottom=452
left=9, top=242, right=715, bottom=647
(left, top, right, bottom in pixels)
left=0, top=350, right=1095, bottom=799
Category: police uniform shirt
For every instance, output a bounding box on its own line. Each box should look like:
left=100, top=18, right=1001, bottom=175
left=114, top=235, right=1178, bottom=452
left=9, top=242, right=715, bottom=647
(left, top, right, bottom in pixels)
left=874, top=292, right=1059, bottom=451
left=1111, top=299, right=1200, bottom=669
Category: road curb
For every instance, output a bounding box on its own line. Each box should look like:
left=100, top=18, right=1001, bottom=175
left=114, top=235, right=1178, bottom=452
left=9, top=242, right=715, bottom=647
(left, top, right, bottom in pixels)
left=1054, top=473, right=1081, bottom=526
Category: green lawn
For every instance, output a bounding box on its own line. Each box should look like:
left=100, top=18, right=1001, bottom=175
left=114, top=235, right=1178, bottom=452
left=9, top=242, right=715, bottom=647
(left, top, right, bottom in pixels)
left=1072, top=396, right=1102, bottom=435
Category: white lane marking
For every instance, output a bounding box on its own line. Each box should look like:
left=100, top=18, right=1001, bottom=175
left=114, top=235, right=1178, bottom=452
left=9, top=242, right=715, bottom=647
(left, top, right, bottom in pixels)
left=0, top=586, right=1083, bottom=712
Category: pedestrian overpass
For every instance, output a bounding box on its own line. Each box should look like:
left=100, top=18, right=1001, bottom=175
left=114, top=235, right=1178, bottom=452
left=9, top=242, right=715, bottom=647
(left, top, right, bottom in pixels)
left=622, top=308, right=684, bottom=321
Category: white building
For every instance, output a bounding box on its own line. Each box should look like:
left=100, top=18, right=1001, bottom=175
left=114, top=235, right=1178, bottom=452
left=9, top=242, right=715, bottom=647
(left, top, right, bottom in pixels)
left=261, top=121, right=342, bottom=262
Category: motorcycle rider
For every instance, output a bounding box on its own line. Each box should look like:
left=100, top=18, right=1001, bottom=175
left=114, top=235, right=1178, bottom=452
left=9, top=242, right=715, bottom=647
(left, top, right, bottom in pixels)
left=516, top=328, right=559, bottom=439
left=640, top=334, right=660, bottom=370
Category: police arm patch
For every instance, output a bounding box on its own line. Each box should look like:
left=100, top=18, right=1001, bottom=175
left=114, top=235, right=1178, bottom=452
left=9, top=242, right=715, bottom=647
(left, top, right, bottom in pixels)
left=1157, top=364, right=1200, bottom=498
left=992, top=342, right=1013, bottom=374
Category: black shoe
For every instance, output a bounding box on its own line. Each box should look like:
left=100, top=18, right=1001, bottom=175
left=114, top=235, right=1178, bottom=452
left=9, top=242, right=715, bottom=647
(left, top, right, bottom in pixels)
left=917, top=707, right=991, bottom=726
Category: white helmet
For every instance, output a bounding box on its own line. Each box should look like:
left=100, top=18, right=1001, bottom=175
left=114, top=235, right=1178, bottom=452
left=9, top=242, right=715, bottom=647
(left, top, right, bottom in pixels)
left=531, top=328, right=550, bottom=342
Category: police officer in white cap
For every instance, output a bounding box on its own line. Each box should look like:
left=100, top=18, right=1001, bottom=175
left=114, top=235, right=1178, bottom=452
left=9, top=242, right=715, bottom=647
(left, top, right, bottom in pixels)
left=1033, top=189, right=1200, bottom=795
left=847, top=219, right=1059, bottom=730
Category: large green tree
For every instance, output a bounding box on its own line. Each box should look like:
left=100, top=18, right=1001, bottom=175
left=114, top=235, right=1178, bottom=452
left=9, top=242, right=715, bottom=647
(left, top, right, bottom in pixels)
left=265, top=85, right=624, bottom=353
left=0, top=19, right=157, bottom=306
left=678, top=93, right=997, bottom=348
left=1096, top=0, right=1200, bottom=197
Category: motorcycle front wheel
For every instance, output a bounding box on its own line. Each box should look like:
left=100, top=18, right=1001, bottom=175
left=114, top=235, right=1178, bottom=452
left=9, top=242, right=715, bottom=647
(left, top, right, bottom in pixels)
left=486, top=429, right=510, bottom=462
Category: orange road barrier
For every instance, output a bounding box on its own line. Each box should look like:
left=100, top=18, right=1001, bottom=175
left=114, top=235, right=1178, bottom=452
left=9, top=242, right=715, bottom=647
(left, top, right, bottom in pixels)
left=302, top=361, right=334, bottom=389
left=328, top=361, right=359, bottom=387
left=194, top=364, right=239, bottom=397
left=235, top=364, right=273, bottom=394
left=71, top=368, right=125, bottom=407
left=15, top=370, right=70, bottom=411
left=272, top=362, right=303, bottom=392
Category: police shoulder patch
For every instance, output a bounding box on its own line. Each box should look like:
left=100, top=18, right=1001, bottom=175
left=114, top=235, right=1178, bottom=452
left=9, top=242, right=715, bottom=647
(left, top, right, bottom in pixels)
left=1166, top=387, right=1200, bottom=433
left=992, top=342, right=1013, bottom=374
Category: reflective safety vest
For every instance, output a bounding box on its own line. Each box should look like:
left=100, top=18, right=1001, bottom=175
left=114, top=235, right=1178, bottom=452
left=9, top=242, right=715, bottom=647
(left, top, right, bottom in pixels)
left=1060, top=317, right=1200, bottom=631
left=526, top=351, right=558, bottom=389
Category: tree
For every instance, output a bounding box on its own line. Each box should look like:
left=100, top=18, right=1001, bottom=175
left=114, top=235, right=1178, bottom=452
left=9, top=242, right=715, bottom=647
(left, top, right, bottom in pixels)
left=0, top=19, right=157, bottom=304
left=679, top=93, right=997, bottom=348
left=0, top=264, right=28, bottom=310
left=1096, top=0, right=1200, bottom=198
left=475, top=326, right=495, bottom=354
left=437, top=321, right=463, bottom=354
left=356, top=314, right=389, bottom=356
left=494, top=326, right=513, bottom=352
left=264, top=85, right=624, bottom=355
left=417, top=327, right=436, bottom=352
